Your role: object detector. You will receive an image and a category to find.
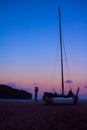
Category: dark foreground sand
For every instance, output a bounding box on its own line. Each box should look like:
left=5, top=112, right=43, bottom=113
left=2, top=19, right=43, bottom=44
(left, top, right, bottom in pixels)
left=0, top=101, right=87, bottom=130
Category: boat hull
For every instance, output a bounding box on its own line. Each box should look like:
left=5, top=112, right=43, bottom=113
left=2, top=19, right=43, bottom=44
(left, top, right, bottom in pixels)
left=43, top=92, right=79, bottom=104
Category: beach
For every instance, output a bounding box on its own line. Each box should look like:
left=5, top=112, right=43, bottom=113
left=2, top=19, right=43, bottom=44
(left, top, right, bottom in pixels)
left=0, top=101, right=87, bottom=130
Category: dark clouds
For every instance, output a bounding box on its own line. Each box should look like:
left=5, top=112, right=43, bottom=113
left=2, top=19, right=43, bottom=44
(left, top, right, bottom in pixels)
left=65, top=80, right=73, bottom=84
left=83, top=86, right=87, bottom=88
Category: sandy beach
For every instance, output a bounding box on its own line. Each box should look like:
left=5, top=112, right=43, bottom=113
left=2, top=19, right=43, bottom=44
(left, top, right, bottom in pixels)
left=0, top=101, right=87, bottom=130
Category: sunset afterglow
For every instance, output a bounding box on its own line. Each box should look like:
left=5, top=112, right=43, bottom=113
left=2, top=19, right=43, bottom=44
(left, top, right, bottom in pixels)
left=0, top=0, right=87, bottom=98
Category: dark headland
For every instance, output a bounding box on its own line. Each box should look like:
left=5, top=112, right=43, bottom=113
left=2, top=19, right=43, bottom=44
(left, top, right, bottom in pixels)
left=0, top=84, right=32, bottom=99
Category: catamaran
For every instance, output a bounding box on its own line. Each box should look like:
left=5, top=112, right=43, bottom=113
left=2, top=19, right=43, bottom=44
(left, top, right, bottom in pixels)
left=43, top=7, right=80, bottom=104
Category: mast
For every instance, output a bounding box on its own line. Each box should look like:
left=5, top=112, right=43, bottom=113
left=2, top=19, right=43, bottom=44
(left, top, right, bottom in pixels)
left=58, top=7, right=64, bottom=96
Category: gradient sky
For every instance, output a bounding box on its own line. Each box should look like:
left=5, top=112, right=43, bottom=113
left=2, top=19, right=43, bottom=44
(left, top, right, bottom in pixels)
left=0, top=0, right=87, bottom=98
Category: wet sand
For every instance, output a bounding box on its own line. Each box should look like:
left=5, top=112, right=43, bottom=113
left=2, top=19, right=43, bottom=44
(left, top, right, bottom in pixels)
left=0, top=101, right=87, bottom=130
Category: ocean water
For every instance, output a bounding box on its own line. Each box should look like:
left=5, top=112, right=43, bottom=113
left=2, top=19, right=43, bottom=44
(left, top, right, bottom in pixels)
left=0, top=98, right=43, bottom=103
left=0, top=98, right=87, bottom=103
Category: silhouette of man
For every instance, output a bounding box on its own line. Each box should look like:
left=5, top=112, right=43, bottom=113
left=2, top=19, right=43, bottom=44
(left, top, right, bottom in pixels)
left=68, top=89, right=73, bottom=97
left=34, top=86, right=39, bottom=102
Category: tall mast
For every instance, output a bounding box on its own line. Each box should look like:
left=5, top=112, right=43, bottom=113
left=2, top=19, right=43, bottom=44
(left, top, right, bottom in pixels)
left=58, top=7, right=64, bottom=96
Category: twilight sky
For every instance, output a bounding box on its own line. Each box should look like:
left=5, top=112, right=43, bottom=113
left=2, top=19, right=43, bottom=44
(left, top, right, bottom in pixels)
left=0, top=0, right=87, bottom=98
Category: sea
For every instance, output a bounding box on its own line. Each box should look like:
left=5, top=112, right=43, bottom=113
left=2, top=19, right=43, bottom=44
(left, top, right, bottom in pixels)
left=0, top=98, right=87, bottom=103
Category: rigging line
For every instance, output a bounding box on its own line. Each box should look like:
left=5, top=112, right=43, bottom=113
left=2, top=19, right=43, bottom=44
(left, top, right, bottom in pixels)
left=58, top=13, right=73, bottom=88
left=63, top=41, right=70, bottom=79
left=62, top=39, right=73, bottom=88
left=58, top=7, right=72, bottom=84
left=49, top=40, right=60, bottom=92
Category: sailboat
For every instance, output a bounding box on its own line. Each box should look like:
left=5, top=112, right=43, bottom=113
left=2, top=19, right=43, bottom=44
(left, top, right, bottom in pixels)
left=43, top=7, right=80, bottom=104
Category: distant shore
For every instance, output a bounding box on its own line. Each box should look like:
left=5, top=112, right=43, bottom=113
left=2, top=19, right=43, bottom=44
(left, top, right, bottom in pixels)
left=0, top=101, right=87, bottom=130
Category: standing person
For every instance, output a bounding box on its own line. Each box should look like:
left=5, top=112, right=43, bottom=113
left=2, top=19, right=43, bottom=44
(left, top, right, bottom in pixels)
left=34, top=86, right=39, bottom=102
